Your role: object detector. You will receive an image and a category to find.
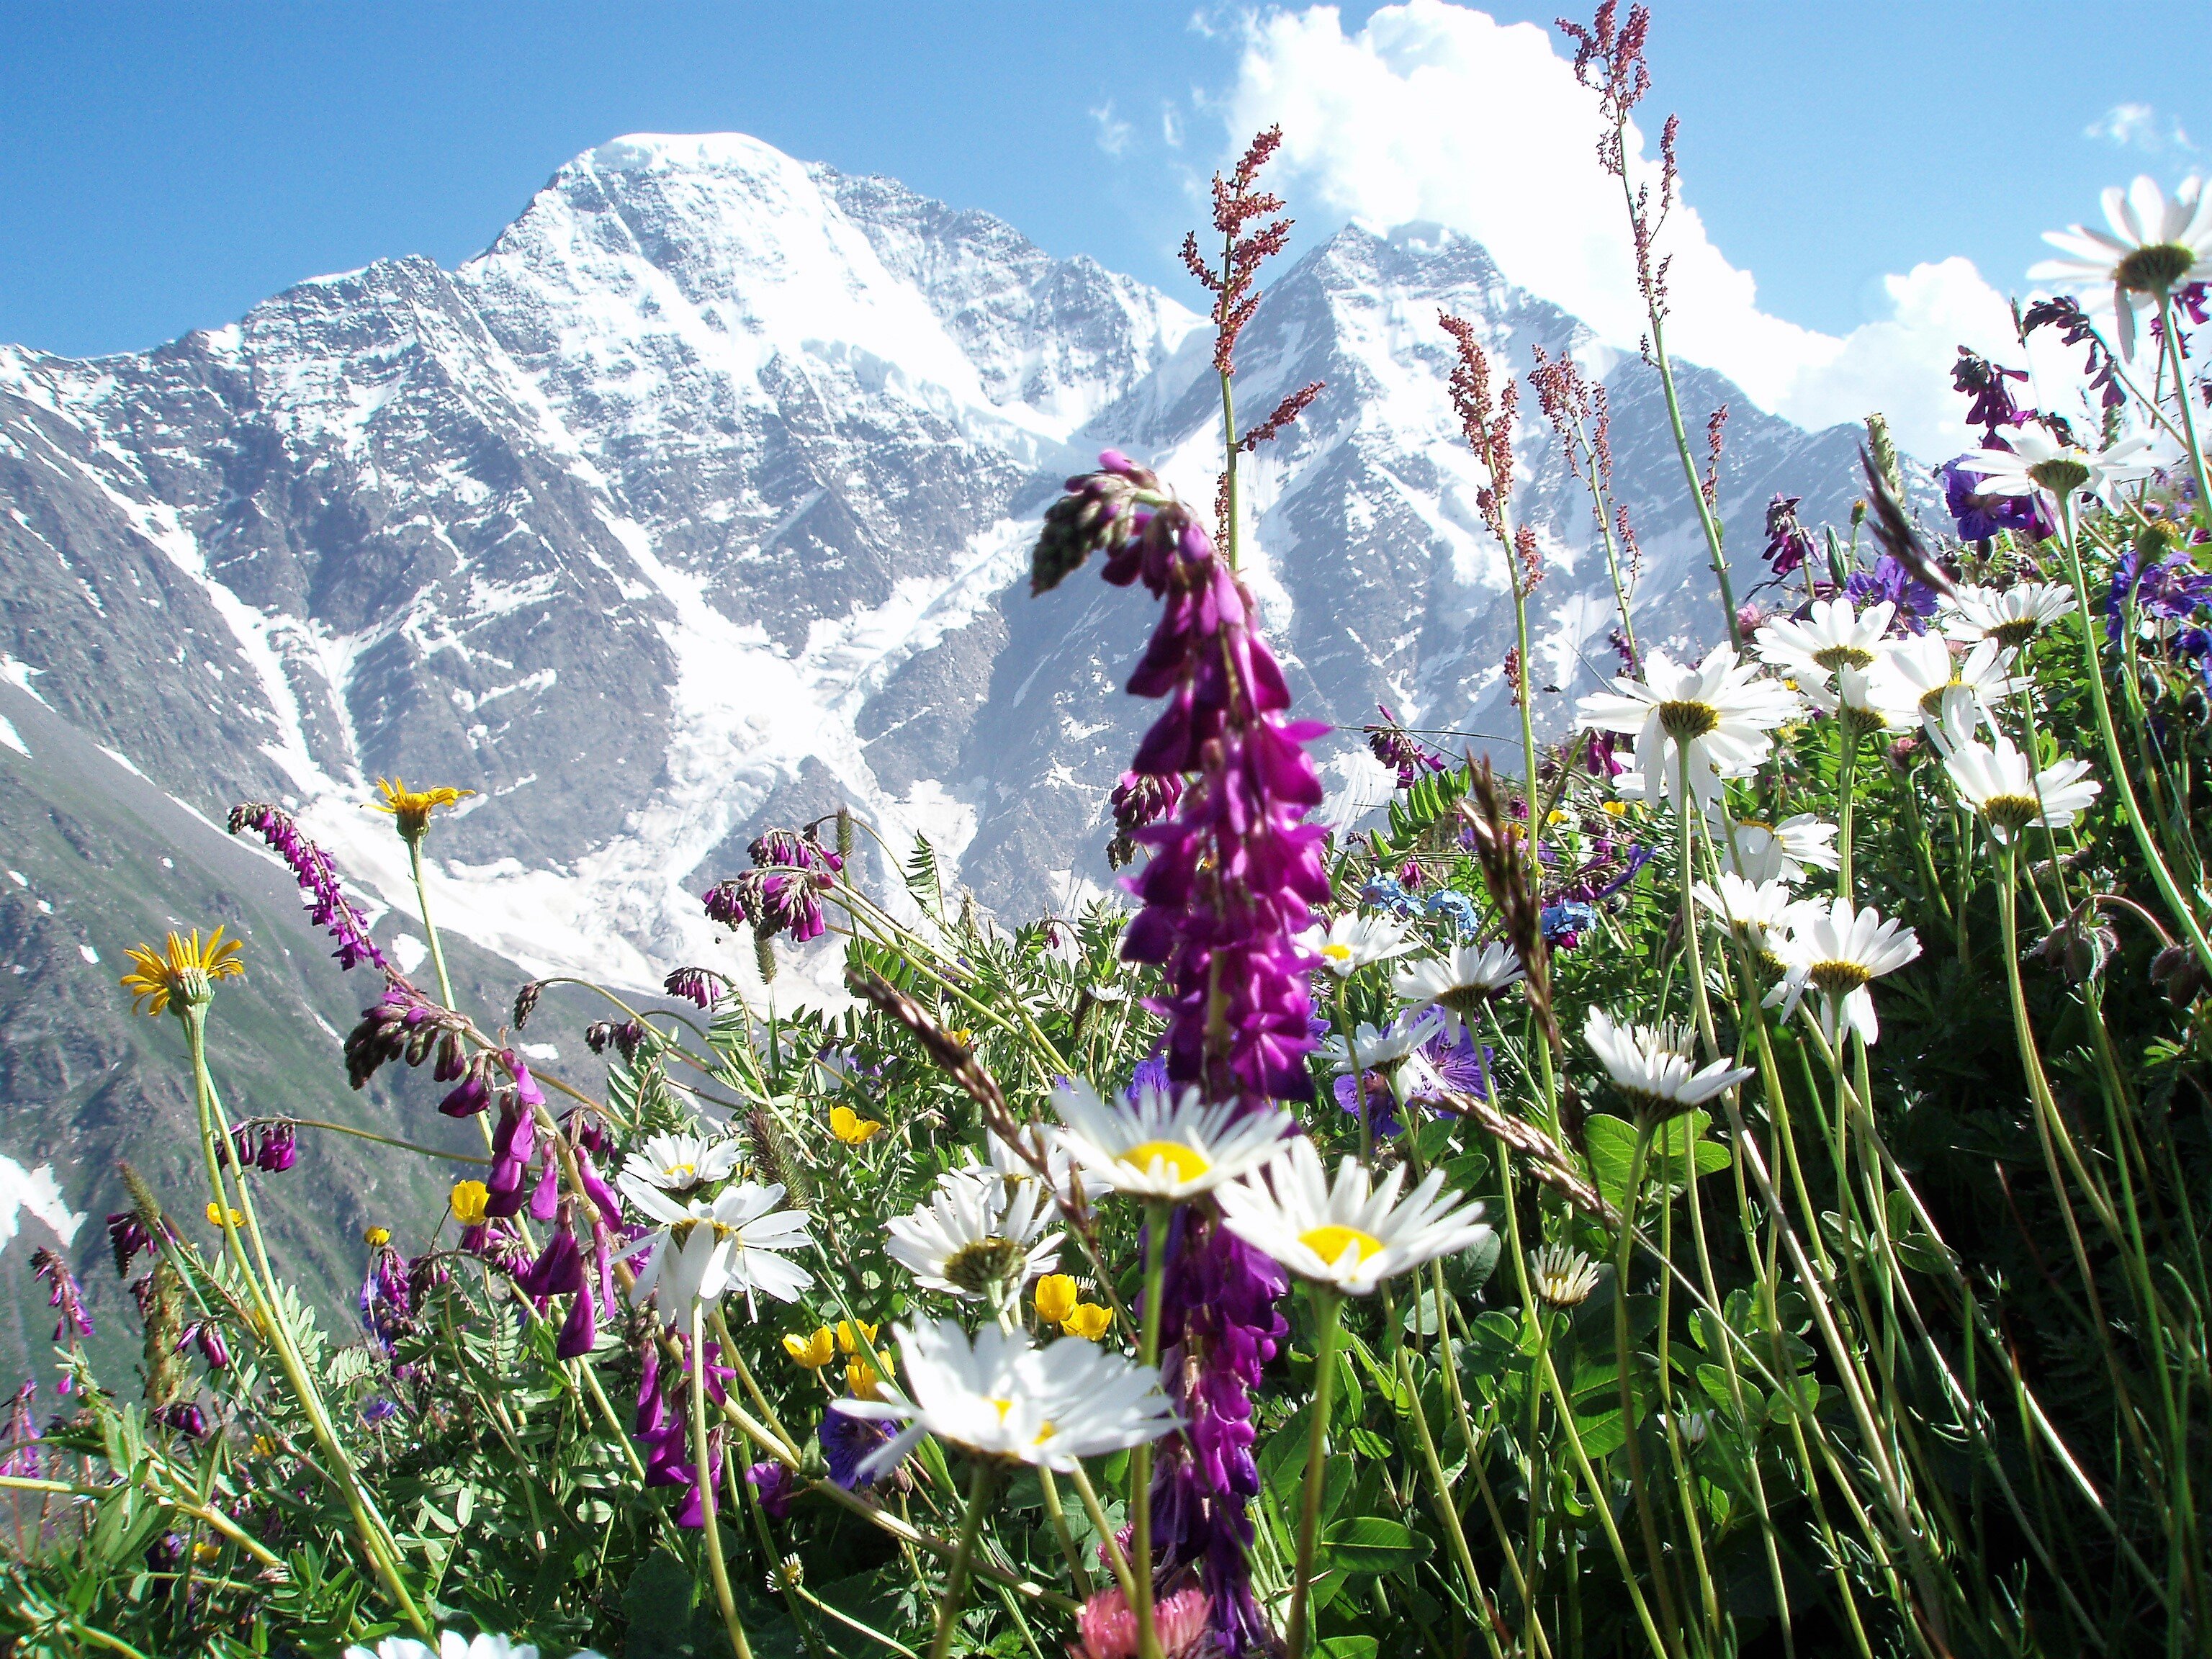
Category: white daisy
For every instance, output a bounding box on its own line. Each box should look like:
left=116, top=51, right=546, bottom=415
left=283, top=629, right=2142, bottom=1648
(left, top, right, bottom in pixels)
left=1755, top=597, right=1897, bottom=680
left=1951, top=428, right=2159, bottom=510
left=1691, top=871, right=1817, bottom=964
left=1767, top=899, right=1923, bottom=1047
left=885, top=1169, right=1062, bottom=1301
left=830, top=1318, right=1177, bottom=1478
left=950, top=1124, right=1082, bottom=1214
left=1577, top=644, right=1799, bottom=810
left=627, top=1180, right=815, bottom=1326
left=1941, top=582, right=2076, bottom=651
left=1874, top=634, right=2020, bottom=729
left=616, top=1130, right=745, bottom=1208
left=1528, top=1243, right=1603, bottom=1309
left=1305, top=912, right=1419, bottom=977
left=1318, top=1010, right=1446, bottom=1080
left=345, top=1637, right=605, bottom=1659
left=1215, top=1136, right=1491, bottom=1296
left=1391, top=942, right=1524, bottom=1038
left=1943, top=734, right=2102, bottom=844
left=1803, top=662, right=1905, bottom=737
left=1583, top=1008, right=1753, bottom=1115
left=1047, top=1077, right=1292, bottom=1202
left=2029, top=173, right=2212, bottom=359
left=1714, top=814, right=1839, bottom=886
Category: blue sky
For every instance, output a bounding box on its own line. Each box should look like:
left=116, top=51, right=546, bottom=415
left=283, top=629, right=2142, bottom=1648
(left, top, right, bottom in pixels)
left=1, top=0, right=2203, bottom=386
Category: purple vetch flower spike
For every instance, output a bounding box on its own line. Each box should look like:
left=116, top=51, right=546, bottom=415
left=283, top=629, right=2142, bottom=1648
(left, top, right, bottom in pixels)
left=0, top=1382, right=40, bottom=1480
left=178, top=1321, right=231, bottom=1370
left=1761, top=494, right=1815, bottom=577
left=256, top=1122, right=297, bottom=1172
left=1951, top=347, right=2034, bottom=443
left=31, top=1249, right=91, bottom=1341
left=153, top=1401, right=208, bottom=1439
left=107, top=1210, right=172, bottom=1278
left=228, top=803, right=390, bottom=974
left=635, top=1334, right=734, bottom=1528
left=664, top=966, right=725, bottom=1010
left=1365, top=704, right=1447, bottom=789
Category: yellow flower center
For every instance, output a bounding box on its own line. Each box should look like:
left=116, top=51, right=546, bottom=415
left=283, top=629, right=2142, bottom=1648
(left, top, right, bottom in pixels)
left=992, top=1398, right=1015, bottom=1422
left=2115, top=242, right=2195, bottom=296
left=1321, top=943, right=1353, bottom=961
left=1122, top=1141, right=1210, bottom=1184
left=1812, top=644, right=1876, bottom=671
left=1981, top=793, right=2041, bottom=833
left=1657, top=699, right=1720, bottom=740
left=1300, top=1224, right=1385, bottom=1265
left=1807, top=959, right=1872, bottom=997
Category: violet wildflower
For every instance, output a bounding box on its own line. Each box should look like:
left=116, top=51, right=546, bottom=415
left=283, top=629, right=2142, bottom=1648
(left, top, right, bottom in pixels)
left=585, top=1020, right=648, bottom=1060
left=1109, top=770, right=1184, bottom=869
left=747, top=1460, right=798, bottom=1520
left=31, top=1248, right=91, bottom=1341
left=359, top=1236, right=412, bottom=1354
left=153, top=1401, right=207, bottom=1439
left=819, top=1407, right=894, bottom=1490
left=2108, top=549, right=2212, bottom=645
left=636, top=1336, right=733, bottom=1528
left=663, top=966, right=725, bottom=1010
left=1951, top=347, right=2033, bottom=443
left=178, top=1321, right=230, bottom=1370
left=701, top=827, right=844, bottom=944
left=1403, top=1026, right=1495, bottom=1106
left=1333, top=1070, right=1401, bottom=1138
left=107, top=1209, right=168, bottom=1277
left=1366, top=704, right=1447, bottom=788
left=1843, top=556, right=1941, bottom=633
left=1762, top=493, right=1815, bottom=577
left=343, top=979, right=468, bottom=1091
left=361, top=1397, right=400, bottom=1426
left=0, top=1383, right=39, bottom=1480
left=1941, top=459, right=2054, bottom=544
left=228, top=803, right=388, bottom=973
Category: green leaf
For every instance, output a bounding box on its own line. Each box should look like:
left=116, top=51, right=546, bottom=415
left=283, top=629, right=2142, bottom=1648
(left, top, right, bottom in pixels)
left=1322, top=1639, right=1382, bottom=1659
left=1321, top=1515, right=1429, bottom=1574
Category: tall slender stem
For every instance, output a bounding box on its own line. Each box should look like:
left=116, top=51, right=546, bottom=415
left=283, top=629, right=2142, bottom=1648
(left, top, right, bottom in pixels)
left=1132, top=1202, right=1170, bottom=1659
left=2159, top=290, right=2212, bottom=518
left=1284, top=1285, right=1343, bottom=1659
left=691, top=1305, right=755, bottom=1659
left=931, top=1462, right=997, bottom=1659
left=405, top=836, right=458, bottom=1012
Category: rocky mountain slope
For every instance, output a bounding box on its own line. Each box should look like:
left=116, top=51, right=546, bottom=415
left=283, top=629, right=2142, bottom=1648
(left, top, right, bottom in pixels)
left=0, top=131, right=1884, bottom=1382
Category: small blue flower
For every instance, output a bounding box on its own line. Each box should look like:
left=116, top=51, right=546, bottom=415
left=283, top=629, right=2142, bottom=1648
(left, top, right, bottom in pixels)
left=1359, top=875, right=1416, bottom=918
left=1422, top=889, right=1479, bottom=939
left=1540, top=902, right=1597, bottom=946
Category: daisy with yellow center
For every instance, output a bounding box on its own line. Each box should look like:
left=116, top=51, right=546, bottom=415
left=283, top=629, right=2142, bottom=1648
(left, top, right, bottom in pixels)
left=120, top=927, right=244, bottom=1017
left=1048, top=1076, right=1292, bottom=1203
left=1215, top=1136, right=1491, bottom=1297
left=1304, top=912, right=1417, bottom=979
left=368, top=777, right=476, bottom=840
left=829, top=1318, right=1177, bottom=1478
left=829, top=1104, right=886, bottom=1145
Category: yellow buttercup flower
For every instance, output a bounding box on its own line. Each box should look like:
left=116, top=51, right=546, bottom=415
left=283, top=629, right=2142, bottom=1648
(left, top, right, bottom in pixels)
left=945, top=1028, right=974, bottom=1049
left=449, top=1180, right=490, bottom=1228
left=783, top=1327, right=837, bottom=1369
left=1601, top=799, right=1630, bottom=817
left=846, top=1354, right=890, bottom=1400
left=369, top=776, right=475, bottom=840
left=120, top=927, right=244, bottom=1017
left=1034, top=1273, right=1080, bottom=1327
left=251, top=1434, right=277, bottom=1458
left=205, top=1202, right=244, bottom=1228
left=829, top=1104, right=885, bottom=1145
left=834, top=1319, right=878, bottom=1356
left=1062, top=1303, right=1115, bottom=1341
left=192, top=1540, right=221, bottom=1565
left=363, top=1225, right=390, bottom=1248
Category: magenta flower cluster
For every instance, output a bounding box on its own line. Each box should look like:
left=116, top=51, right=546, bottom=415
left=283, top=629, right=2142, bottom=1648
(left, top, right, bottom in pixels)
left=228, top=804, right=388, bottom=974
left=702, top=828, right=843, bottom=944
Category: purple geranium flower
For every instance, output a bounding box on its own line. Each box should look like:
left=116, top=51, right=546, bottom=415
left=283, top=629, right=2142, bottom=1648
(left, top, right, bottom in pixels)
left=2108, top=551, right=2212, bottom=646
left=1941, top=459, right=2054, bottom=544
left=819, top=1409, right=894, bottom=1490
left=1843, top=555, right=1941, bottom=633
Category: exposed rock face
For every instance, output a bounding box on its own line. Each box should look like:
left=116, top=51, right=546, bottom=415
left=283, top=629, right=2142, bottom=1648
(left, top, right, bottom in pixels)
left=0, top=133, right=1892, bottom=1371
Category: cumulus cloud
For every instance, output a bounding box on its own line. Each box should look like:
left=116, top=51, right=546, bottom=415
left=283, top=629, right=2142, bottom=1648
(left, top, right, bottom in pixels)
left=2085, top=102, right=2193, bottom=154
left=1219, top=1, right=2059, bottom=459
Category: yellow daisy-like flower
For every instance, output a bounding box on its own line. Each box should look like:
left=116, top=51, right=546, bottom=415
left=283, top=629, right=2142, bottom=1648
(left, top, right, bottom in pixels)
left=120, top=927, right=244, bottom=1017
left=1034, top=1273, right=1080, bottom=1326
left=829, top=1104, right=885, bottom=1145
left=783, top=1326, right=837, bottom=1369
left=449, top=1180, right=490, bottom=1228
left=369, top=776, right=475, bottom=840
left=1061, top=1303, right=1114, bottom=1341
left=205, top=1202, right=244, bottom=1228
left=363, top=1225, right=390, bottom=1248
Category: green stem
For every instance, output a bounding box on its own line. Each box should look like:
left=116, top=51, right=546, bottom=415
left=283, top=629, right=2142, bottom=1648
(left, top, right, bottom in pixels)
left=1284, top=1285, right=1344, bottom=1659
left=931, top=1462, right=997, bottom=1659
left=406, top=835, right=458, bottom=1012
left=1133, top=1201, right=1171, bottom=1659
left=691, top=1304, right=755, bottom=1659
left=1395, top=1342, right=1508, bottom=1659
left=2160, top=289, right=2212, bottom=520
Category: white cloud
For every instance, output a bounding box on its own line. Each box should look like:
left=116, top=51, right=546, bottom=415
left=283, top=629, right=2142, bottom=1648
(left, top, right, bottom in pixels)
left=1162, top=103, right=1186, bottom=148
left=1092, top=100, right=1134, bottom=158
left=2085, top=102, right=2193, bottom=154
left=1220, top=1, right=2059, bottom=459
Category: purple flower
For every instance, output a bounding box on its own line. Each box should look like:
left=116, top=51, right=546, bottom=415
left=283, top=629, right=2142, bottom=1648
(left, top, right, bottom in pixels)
left=178, top=1321, right=230, bottom=1370
left=747, top=1460, right=798, bottom=1519
left=31, top=1249, right=91, bottom=1341
left=361, top=1397, right=400, bottom=1426
left=1951, top=348, right=2033, bottom=442
left=359, top=1241, right=412, bottom=1354
left=664, top=967, right=724, bottom=1010
left=700, top=829, right=844, bottom=944
left=1, top=1383, right=41, bottom=1479
left=635, top=1336, right=733, bottom=1529
left=2108, top=551, right=2212, bottom=645
left=1844, top=555, right=1941, bottom=632
left=819, top=1409, right=894, bottom=1490
left=1333, top=1069, right=1400, bottom=1138
left=1762, top=494, right=1815, bottom=577
left=1941, top=459, right=2054, bottom=544
left=153, top=1402, right=208, bottom=1439
left=1365, top=704, right=1447, bottom=788
left=228, top=804, right=389, bottom=974
left=107, top=1210, right=168, bottom=1277
left=1403, top=1027, right=1493, bottom=1105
